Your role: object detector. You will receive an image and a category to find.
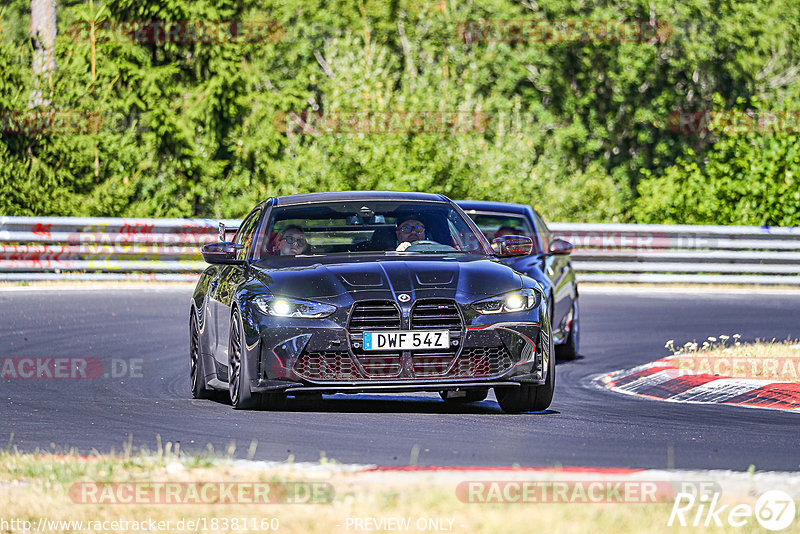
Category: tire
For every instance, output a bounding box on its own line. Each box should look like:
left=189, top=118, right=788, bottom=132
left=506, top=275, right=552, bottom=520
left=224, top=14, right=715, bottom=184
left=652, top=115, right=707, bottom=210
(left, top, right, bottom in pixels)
left=439, top=389, right=489, bottom=403
left=228, top=309, right=260, bottom=409
left=556, top=297, right=579, bottom=361
left=190, top=311, right=212, bottom=399
left=228, top=308, right=287, bottom=410
left=495, top=316, right=555, bottom=413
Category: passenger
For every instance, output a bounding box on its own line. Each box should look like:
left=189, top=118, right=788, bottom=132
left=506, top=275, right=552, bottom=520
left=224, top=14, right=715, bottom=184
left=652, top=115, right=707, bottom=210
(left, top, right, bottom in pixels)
left=276, top=225, right=309, bottom=255
left=395, top=216, right=427, bottom=251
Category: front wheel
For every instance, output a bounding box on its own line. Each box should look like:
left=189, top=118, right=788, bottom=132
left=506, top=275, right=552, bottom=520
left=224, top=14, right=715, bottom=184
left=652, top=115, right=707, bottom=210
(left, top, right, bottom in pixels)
left=228, top=309, right=259, bottom=409
left=495, top=319, right=555, bottom=413
left=228, top=309, right=287, bottom=410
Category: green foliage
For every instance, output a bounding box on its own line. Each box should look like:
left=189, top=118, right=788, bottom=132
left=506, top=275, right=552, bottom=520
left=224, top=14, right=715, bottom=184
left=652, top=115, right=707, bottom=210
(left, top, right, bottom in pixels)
left=633, top=132, right=800, bottom=225
left=0, top=0, right=799, bottom=223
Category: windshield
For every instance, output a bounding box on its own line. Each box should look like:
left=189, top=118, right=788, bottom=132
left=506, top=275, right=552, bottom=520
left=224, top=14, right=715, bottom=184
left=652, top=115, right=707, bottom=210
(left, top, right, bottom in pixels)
left=254, top=201, right=492, bottom=258
left=465, top=212, right=540, bottom=253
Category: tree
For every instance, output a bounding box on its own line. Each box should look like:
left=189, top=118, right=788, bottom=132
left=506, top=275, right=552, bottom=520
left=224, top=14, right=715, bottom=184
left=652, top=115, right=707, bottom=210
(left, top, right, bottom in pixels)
left=29, top=0, right=57, bottom=107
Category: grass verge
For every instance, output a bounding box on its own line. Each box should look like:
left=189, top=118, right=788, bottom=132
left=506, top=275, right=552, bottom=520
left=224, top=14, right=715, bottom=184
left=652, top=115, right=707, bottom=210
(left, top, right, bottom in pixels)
left=1, top=450, right=798, bottom=533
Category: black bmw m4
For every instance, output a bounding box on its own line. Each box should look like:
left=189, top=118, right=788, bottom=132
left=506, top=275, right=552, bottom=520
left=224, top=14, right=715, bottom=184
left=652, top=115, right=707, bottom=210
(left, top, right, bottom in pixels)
left=189, top=191, right=554, bottom=413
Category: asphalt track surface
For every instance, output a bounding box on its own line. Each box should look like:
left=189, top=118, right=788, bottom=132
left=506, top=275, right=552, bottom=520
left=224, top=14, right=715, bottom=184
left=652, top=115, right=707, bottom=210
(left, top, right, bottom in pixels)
left=1, top=287, right=798, bottom=470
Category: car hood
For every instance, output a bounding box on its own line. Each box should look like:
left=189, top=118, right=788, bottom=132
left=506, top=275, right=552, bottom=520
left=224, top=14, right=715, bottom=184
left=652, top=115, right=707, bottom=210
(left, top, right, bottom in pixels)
left=249, top=255, right=523, bottom=300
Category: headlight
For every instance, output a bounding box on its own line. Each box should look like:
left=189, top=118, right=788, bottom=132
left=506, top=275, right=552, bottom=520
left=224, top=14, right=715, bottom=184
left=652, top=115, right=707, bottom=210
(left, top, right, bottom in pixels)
left=472, top=288, right=541, bottom=314
left=253, top=296, right=336, bottom=318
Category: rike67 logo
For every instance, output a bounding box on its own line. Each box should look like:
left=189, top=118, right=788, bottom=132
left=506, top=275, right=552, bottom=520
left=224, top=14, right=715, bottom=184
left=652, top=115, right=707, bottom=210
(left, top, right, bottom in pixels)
left=669, top=488, right=796, bottom=531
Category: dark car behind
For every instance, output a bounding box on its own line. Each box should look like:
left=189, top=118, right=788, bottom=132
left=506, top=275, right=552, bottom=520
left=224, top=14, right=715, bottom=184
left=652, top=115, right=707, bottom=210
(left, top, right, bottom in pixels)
left=456, top=201, right=580, bottom=360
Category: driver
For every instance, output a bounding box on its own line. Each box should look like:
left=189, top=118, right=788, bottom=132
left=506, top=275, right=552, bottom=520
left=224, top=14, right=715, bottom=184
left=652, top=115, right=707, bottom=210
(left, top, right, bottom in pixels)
left=395, top=215, right=426, bottom=251
left=276, top=225, right=309, bottom=255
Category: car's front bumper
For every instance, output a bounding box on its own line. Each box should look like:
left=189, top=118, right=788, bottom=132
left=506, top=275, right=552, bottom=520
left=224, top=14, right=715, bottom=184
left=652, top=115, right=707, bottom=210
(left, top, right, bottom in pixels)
left=249, top=320, right=548, bottom=394
left=251, top=375, right=545, bottom=394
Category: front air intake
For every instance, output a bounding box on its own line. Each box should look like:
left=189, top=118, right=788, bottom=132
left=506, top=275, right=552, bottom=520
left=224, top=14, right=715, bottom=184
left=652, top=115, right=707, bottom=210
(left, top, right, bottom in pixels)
left=349, top=300, right=402, bottom=378
left=409, top=299, right=462, bottom=377
left=410, top=299, right=461, bottom=330
left=348, top=300, right=401, bottom=331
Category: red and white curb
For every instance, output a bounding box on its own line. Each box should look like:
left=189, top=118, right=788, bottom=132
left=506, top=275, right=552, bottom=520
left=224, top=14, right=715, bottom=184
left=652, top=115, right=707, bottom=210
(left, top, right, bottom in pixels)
left=600, top=356, right=800, bottom=412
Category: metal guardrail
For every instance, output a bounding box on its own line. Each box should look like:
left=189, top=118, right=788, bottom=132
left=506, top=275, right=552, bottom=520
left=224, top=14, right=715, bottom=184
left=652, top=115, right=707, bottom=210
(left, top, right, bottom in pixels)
left=1, top=217, right=798, bottom=284
left=548, top=222, right=800, bottom=284
left=0, top=216, right=237, bottom=282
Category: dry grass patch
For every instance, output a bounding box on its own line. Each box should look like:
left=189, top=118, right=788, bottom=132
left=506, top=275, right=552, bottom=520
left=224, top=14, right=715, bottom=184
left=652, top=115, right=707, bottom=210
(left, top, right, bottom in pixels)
left=1, top=452, right=797, bottom=534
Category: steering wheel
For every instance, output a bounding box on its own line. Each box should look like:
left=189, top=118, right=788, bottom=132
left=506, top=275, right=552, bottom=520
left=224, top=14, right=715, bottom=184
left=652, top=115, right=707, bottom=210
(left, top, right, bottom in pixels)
left=405, top=240, right=456, bottom=252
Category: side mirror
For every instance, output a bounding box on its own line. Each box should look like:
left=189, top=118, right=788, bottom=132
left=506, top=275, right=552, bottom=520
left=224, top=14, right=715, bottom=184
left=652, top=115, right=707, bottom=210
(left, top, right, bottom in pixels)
left=548, top=238, right=574, bottom=255
left=492, top=236, right=534, bottom=257
left=202, top=242, right=245, bottom=265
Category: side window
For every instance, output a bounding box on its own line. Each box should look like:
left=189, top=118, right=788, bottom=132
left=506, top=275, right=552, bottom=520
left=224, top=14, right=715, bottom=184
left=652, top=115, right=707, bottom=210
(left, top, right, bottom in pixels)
left=533, top=212, right=551, bottom=252
left=234, top=209, right=262, bottom=258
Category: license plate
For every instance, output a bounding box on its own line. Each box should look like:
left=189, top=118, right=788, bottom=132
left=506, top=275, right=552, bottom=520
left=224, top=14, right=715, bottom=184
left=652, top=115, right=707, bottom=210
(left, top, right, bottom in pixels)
left=363, top=330, right=450, bottom=351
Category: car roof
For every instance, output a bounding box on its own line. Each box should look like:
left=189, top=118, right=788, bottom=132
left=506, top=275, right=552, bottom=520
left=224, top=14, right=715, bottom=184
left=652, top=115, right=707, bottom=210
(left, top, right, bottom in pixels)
left=455, top=200, right=533, bottom=216
left=273, top=191, right=450, bottom=207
